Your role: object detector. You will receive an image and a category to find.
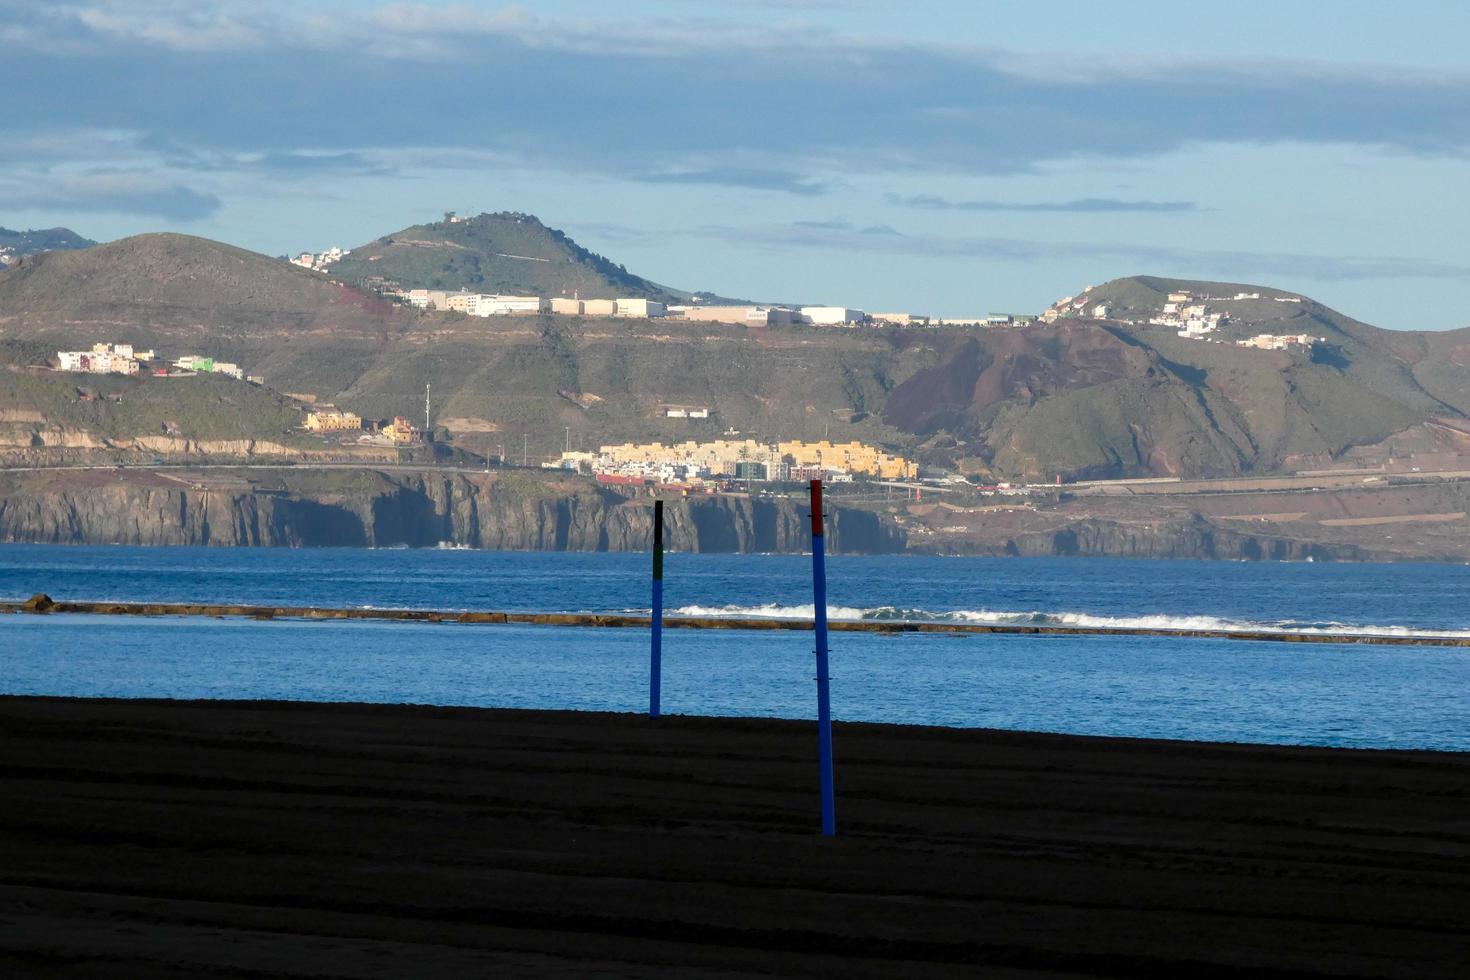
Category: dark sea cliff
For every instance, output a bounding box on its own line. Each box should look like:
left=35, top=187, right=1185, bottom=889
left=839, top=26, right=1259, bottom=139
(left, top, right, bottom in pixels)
left=0, top=471, right=904, bottom=554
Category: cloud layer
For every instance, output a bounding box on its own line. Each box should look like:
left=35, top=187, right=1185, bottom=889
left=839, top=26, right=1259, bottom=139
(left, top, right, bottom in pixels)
left=892, top=194, right=1197, bottom=213
left=698, top=221, right=1470, bottom=283
left=4, top=1, right=1467, bottom=190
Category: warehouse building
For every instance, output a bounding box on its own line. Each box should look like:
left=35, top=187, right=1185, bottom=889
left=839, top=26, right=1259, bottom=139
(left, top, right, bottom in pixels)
left=616, top=298, right=667, bottom=318
left=800, top=306, right=865, bottom=326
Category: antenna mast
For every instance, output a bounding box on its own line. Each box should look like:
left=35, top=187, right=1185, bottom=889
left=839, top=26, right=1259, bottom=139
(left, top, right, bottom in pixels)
left=424, top=382, right=431, bottom=433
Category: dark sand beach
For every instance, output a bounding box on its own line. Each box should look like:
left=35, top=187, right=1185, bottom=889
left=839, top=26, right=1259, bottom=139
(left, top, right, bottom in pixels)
left=0, top=696, right=1465, bottom=978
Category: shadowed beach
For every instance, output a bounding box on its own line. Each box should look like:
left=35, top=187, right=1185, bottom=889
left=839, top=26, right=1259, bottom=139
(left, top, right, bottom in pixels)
left=0, top=696, right=1466, bottom=977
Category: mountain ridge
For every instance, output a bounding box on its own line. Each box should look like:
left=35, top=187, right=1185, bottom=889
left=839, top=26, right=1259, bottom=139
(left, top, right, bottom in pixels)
left=4, top=227, right=1470, bottom=486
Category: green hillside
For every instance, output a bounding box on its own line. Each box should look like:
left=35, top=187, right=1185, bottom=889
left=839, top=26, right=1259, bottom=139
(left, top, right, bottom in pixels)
left=325, top=212, right=683, bottom=302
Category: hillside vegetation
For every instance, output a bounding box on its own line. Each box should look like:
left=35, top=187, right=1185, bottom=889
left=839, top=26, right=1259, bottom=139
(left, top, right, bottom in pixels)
left=325, top=212, right=682, bottom=301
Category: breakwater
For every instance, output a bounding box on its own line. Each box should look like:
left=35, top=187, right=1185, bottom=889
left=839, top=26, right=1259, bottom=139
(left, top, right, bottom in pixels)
left=8, top=593, right=1470, bottom=647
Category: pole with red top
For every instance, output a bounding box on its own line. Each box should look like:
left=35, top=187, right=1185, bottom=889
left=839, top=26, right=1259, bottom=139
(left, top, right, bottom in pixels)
left=810, top=479, right=835, bottom=836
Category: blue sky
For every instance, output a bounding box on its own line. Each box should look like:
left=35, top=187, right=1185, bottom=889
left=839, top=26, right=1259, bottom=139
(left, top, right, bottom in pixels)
left=2, top=0, right=1467, bottom=328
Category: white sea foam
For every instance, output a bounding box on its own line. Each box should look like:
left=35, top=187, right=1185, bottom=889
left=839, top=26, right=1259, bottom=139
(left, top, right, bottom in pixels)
left=667, top=603, right=1470, bottom=639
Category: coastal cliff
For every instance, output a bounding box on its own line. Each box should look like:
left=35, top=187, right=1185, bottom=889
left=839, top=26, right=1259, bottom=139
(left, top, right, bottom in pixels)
left=0, top=470, right=905, bottom=554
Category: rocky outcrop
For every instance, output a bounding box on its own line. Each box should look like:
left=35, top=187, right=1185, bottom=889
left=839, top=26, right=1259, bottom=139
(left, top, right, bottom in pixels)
left=0, top=472, right=906, bottom=554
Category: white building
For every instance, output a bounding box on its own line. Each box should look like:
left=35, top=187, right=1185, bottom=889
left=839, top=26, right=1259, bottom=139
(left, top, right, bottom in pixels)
left=616, top=298, right=666, bottom=318
left=290, top=246, right=348, bottom=271
left=466, top=294, right=548, bottom=316
left=800, top=306, right=865, bottom=326
left=97, top=342, right=134, bottom=359
left=59, top=343, right=142, bottom=375
left=1092, top=304, right=1112, bottom=319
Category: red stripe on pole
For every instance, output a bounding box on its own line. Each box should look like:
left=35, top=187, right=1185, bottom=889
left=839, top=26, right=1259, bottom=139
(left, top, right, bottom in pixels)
left=809, top=479, right=823, bottom=537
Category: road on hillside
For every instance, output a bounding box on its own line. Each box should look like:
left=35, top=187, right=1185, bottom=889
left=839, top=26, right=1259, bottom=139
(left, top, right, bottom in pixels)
left=5, top=460, right=1470, bottom=499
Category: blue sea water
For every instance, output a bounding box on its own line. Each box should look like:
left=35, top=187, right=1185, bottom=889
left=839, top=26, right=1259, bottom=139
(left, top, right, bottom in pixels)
left=1, top=545, right=1467, bottom=750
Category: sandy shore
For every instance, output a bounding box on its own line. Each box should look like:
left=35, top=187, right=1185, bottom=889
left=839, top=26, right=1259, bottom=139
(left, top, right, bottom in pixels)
left=0, top=697, right=1465, bottom=978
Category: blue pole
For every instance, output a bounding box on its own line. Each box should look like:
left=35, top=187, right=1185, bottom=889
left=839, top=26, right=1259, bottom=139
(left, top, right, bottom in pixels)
left=810, top=479, right=835, bottom=836
left=650, top=499, right=663, bottom=718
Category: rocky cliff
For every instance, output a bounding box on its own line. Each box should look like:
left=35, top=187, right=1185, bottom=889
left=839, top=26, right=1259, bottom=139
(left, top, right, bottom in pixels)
left=0, top=470, right=905, bottom=554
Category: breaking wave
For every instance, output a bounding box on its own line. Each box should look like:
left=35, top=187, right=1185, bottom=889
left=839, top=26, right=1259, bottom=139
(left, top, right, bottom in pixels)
left=667, top=603, right=1470, bottom=639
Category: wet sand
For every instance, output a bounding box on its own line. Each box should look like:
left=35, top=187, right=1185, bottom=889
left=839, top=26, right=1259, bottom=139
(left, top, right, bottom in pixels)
left=0, top=696, right=1465, bottom=978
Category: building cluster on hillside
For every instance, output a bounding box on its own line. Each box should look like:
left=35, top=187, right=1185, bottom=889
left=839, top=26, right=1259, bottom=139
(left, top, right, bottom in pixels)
left=290, top=246, right=349, bottom=272
left=172, top=354, right=246, bottom=380
left=1040, top=285, right=1312, bottom=340
left=303, top=409, right=420, bottom=444
left=1236, top=333, right=1323, bottom=351
left=56, top=343, right=154, bottom=376
left=54, top=343, right=262, bottom=383
left=559, top=438, right=917, bottom=486
left=1149, top=291, right=1228, bottom=338
left=1039, top=286, right=1105, bottom=323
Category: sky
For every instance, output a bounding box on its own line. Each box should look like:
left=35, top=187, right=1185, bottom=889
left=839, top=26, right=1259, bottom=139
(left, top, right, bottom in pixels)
left=2, top=0, right=1468, bottom=328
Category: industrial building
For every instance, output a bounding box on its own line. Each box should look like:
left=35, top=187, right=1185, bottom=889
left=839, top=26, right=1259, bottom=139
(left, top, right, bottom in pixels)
left=869, top=312, right=930, bottom=326
left=582, top=299, right=617, bottom=317
left=551, top=298, right=583, bottom=315
left=408, top=289, right=451, bottom=310
left=465, top=294, right=549, bottom=316
left=681, top=306, right=799, bottom=326
left=801, top=306, right=865, bottom=326
left=616, top=298, right=666, bottom=318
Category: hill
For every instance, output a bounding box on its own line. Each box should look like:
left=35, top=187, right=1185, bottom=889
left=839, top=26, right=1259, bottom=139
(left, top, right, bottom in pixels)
left=0, top=232, right=407, bottom=347
left=324, top=212, right=685, bottom=302
left=875, top=274, right=1470, bottom=480
left=0, top=226, right=94, bottom=260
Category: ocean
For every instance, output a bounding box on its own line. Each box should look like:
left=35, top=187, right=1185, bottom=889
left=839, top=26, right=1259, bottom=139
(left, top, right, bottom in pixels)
left=2, top=545, right=1467, bottom=750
